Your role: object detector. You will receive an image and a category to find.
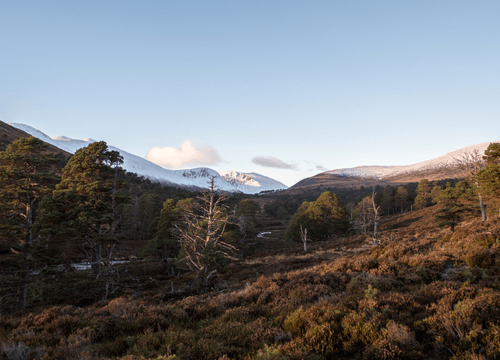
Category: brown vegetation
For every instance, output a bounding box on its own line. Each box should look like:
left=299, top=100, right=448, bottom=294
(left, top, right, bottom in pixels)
left=1, top=203, right=500, bottom=359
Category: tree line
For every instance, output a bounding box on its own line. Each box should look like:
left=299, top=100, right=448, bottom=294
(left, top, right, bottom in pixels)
left=281, top=143, right=500, bottom=244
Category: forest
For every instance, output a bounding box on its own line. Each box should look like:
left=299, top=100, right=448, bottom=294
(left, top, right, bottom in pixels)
left=1, top=137, right=500, bottom=360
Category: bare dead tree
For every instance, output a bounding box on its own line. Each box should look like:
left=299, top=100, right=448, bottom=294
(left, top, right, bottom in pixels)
left=456, top=149, right=487, bottom=221
left=176, top=177, right=238, bottom=285
left=299, top=224, right=309, bottom=253
left=345, top=201, right=356, bottom=221
left=371, top=189, right=381, bottom=245
left=353, top=197, right=372, bottom=234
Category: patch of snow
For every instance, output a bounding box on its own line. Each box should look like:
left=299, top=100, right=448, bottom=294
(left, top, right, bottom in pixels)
left=219, top=171, right=288, bottom=194
left=257, top=231, right=272, bottom=238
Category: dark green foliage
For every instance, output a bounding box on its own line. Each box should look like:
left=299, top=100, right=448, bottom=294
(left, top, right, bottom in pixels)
left=0, top=137, right=59, bottom=247
left=0, top=137, right=59, bottom=309
left=477, top=144, right=500, bottom=217
left=380, top=185, right=395, bottom=215
left=414, top=179, right=432, bottom=209
left=36, top=141, right=125, bottom=279
left=435, top=181, right=478, bottom=232
left=478, top=164, right=500, bottom=197
left=285, top=192, right=349, bottom=242
left=236, top=198, right=261, bottom=241
left=430, top=181, right=442, bottom=203
left=395, top=186, right=410, bottom=213
left=142, top=198, right=194, bottom=260
left=483, top=142, right=500, bottom=166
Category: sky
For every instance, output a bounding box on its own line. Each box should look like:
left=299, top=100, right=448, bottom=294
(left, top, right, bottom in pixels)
left=1, top=1, right=499, bottom=187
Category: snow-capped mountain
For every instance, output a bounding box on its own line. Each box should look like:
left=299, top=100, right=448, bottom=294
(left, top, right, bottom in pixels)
left=9, top=123, right=288, bottom=194
left=325, top=141, right=497, bottom=179
left=219, top=171, right=287, bottom=192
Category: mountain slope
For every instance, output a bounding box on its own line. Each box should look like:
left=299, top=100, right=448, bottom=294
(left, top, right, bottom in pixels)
left=0, top=120, right=72, bottom=158
left=8, top=123, right=287, bottom=194
left=289, top=141, right=498, bottom=191
left=326, top=141, right=496, bottom=179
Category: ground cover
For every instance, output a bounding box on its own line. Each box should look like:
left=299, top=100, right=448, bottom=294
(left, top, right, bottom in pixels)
left=1, top=206, right=500, bottom=360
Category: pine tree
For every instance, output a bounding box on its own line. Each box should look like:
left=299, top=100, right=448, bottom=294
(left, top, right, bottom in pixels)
left=143, top=198, right=194, bottom=261
left=430, top=182, right=442, bottom=204
left=236, top=198, right=260, bottom=241
left=477, top=144, right=500, bottom=215
left=483, top=142, right=500, bottom=166
left=0, top=137, right=59, bottom=309
left=380, top=186, right=394, bottom=215
left=435, top=181, right=477, bottom=232
left=36, top=141, right=124, bottom=280
left=456, top=149, right=488, bottom=221
left=395, top=186, right=409, bottom=213
left=414, top=179, right=432, bottom=209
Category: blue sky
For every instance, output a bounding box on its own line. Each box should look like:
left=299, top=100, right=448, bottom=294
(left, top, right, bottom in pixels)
left=1, top=1, right=499, bottom=187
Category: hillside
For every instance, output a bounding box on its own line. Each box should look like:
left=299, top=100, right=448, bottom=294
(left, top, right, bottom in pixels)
left=1, top=204, right=499, bottom=359
left=0, top=120, right=71, bottom=159
left=289, top=141, right=498, bottom=192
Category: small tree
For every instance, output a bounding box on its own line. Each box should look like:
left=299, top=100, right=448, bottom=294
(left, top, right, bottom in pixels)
left=380, top=186, right=394, bottom=215
left=353, top=196, right=373, bottom=235
left=414, top=179, right=432, bottom=209
left=236, top=198, right=260, bottom=242
left=371, top=189, right=381, bottom=245
left=477, top=143, right=500, bottom=215
left=456, top=149, right=487, bottom=221
left=395, top=186, right=409, bottom=213
left=143, top=198, right=187, bottom=261
left=483, top=143, right=500, bottom=166
left=176, top=177, right=237, bottom=285
left=430, top=181, right=442, bottom=203
left=435, top=181, right=477, bottom=232
left=299, top=224, right=309, bottom=253
left=285, top=192, right=348, bottom=242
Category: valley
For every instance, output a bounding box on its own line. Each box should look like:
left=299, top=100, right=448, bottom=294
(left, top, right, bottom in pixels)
left=1, top=122, right=499, bottom=360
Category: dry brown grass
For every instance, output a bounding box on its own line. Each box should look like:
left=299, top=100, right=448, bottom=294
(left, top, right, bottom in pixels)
left=1, top=207, right=500, bottom=359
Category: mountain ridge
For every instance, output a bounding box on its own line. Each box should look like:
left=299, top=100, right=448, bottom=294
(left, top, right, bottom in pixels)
left=7, top=123, right=288, bottom=194
left=288, top=140, right=498, bottom=192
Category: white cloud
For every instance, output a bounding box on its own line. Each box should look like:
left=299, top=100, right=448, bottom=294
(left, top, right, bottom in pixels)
left=145, top=140, right=226, bottom=168
left=316, top=165, right=328, bottom=171
left=252, top=156, right=298, bottom=170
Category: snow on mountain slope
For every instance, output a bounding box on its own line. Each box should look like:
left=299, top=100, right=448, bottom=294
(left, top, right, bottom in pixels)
left=326, top=141, right=498, bottom=179
left=219, top=171, right=287, bottom=193
left=9, top=123, right=287, bottom=194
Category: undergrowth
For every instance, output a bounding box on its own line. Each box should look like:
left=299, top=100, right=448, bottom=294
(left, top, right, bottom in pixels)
left=1, top=206, right=499, bottom=359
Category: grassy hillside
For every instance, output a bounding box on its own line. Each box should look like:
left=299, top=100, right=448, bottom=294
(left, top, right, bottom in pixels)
left=1, top=204, right=499, bottom=360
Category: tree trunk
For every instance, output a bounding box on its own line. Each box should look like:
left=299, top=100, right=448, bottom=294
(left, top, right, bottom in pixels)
left=92, top=243, right=102, bottom=279
left=303, top=229, right=308, bottom=253
left=16, top=278, right=27, bottom=310
left=479, top=195, right=487, bottom=221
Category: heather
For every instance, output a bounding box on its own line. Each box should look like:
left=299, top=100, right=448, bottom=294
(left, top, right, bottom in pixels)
left=2, top=206, right=500, bottom=359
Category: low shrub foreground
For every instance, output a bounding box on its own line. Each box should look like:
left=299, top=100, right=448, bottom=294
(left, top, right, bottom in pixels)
left=1, top=207, right=500, bottom=359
